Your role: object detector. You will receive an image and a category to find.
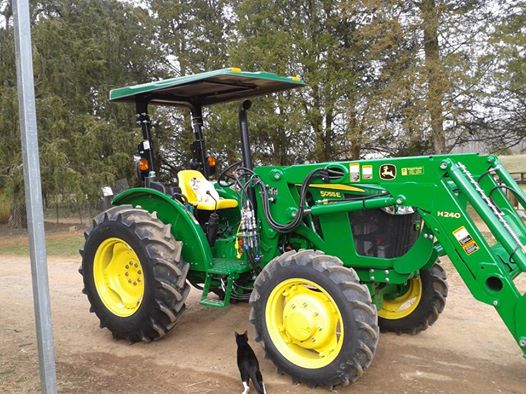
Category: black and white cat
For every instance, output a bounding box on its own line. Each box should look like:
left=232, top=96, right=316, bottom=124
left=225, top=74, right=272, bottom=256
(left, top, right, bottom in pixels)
left=235, top=331, right=266, bottom=394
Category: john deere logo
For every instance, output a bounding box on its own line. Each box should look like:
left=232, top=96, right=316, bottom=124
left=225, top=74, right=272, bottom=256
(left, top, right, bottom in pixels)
left=379, top=164, right=396, bottom=180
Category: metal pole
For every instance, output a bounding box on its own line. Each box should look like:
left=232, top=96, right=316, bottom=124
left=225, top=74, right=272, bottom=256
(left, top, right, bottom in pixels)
left=13, top=1, right=57, bottom=393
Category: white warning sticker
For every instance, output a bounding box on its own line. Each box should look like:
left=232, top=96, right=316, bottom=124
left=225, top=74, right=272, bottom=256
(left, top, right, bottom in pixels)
left=453, top=226, right=480, bottom=255
left=350, top=163, right=360, bottom=182
left=362, top=165, right=373, bottom=180
left=453, top=226, right=472, bottom=245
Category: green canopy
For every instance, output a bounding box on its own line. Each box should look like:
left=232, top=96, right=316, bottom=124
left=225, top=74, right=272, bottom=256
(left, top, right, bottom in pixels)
left=109, top=68, right=305, bottom=107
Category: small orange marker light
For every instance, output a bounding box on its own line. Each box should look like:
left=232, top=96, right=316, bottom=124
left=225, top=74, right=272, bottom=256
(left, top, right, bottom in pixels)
left=138, top=159, right=149, bottom=172
left=207, top=156, right=217, bottom=167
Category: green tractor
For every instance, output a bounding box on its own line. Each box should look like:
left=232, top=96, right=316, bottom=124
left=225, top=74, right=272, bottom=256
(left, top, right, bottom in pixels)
left=80, top=68, right=526, bottom=388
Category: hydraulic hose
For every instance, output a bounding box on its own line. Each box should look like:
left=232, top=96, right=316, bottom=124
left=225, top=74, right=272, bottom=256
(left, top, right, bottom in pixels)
left=255, top=167, right=343, bottom=233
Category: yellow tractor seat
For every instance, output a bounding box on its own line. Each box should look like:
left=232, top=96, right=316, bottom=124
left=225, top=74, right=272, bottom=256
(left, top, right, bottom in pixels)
left=177, top=170, right=238, bottom=211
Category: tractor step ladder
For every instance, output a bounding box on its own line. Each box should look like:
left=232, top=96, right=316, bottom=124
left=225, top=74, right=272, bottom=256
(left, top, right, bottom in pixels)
left=199, top=259, right=252, bottom=308
left=200, top=272, right=235, bottom=308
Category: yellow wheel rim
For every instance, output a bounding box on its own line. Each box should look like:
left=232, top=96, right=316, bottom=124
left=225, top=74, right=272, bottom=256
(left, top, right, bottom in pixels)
left=93, top=237, right=144, bottom=317
left=265, top=278, right=344, bottom=369
left=378, top=277, right=422, bottom=320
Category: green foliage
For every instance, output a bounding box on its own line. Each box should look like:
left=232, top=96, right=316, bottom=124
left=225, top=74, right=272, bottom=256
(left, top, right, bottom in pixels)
left=0, top=0, right=524, bottom=228
left=0, top=0, right=163, bottom=225
left=479, top=1, right=526, bottom=149
left=0, top=192, right=12, bottom=223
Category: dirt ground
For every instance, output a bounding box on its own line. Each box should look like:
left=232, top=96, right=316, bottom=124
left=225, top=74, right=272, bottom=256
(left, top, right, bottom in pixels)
left=1, top=253, right=526, bottom=394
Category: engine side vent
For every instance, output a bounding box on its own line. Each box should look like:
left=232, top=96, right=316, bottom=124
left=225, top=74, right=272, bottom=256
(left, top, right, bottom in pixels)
left=349, top=209, right=421, bottom=258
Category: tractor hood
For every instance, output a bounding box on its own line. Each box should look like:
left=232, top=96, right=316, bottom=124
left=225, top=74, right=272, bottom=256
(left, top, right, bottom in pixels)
left=109, top=67, right=305, bottom=107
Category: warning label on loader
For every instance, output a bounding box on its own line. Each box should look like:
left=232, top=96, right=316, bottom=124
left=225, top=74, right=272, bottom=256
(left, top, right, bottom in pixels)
left=362, top=165, right=373, bottom=180
left=401, top=166, right=424, bottom=176
left=453, top=226, right=479, bottom=255
left=464, top=242, right=480, bottom=255
left=453, top=226, right=472, bottom=245
left=350, top=163, right=360, bottom=182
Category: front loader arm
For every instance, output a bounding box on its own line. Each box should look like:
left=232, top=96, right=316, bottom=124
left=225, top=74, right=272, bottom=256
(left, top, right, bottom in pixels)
left=256, top=153, right=526, bottom=357
left=419, top=157, right=526, bottom=357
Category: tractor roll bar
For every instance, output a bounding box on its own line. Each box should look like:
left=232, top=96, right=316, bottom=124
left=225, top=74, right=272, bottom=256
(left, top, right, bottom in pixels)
left=135, top=99, right=211, bottom=179
left=136, top=100, right=156, bottom=176
left=239, top=100, right=253, bottom=170
left=190, top=104, right=210, bottom=178
left=239, top=100, right=256, bottom=210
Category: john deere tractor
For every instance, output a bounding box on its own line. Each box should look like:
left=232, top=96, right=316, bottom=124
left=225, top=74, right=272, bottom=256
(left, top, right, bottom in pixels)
left=80, top=68, right=526, bottom=388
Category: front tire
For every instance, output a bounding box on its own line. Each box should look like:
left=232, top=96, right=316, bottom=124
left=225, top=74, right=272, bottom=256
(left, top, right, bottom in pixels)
left=378, top=262, right=447, bottom=334
left=79, top=205, right=190, bottom=342
left=249, top=250, right=379, bottom=389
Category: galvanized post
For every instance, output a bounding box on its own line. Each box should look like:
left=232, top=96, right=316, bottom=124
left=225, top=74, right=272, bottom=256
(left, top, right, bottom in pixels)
left=13, top=1, right=57, bottom=393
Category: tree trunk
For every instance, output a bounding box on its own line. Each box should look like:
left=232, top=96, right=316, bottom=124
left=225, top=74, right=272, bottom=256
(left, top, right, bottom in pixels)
left=8, top=180, right=26, bottom=228
left=8, top=199, right=26, bottom=228
left=351, top=143, right=361, bottom=161
left=309, top=87, right=325, bottom=163
left=56, top=194, right=59, bottom=224
left=324, top=108, right=333, bottom=162
left=421, top=0, right=446, bottom=154
left=348, top=107, right=361, bottom=160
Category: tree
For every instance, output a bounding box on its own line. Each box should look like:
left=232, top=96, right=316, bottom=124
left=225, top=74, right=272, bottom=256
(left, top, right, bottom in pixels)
left=474, top=1, right=526, bottom=151
left=342, top=0, right=496, bottom=156
left=232, top=0, right=374, bottom=162
left=0, top=0, right=163, bottom=226
left=146, top=0, right=235, bottom=177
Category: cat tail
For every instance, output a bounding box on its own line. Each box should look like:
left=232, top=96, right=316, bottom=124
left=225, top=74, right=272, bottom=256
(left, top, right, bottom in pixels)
left=249, top=369, right=266, bottom=394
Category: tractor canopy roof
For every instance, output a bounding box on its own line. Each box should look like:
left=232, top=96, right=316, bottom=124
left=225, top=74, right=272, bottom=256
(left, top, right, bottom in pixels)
left=109, top=67, right=305, bottom=107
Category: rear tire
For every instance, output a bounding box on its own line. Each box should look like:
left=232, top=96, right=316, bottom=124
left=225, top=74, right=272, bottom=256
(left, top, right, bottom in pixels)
left=79, top=205, right=190, bottom=342
left=378, top=262, right=447, bottom=334
left=249, top=250, right=379, bottom=388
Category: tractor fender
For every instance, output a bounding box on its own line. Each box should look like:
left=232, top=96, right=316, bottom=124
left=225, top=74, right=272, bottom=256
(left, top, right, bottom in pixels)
left=112, top=187, right=212, bottom=271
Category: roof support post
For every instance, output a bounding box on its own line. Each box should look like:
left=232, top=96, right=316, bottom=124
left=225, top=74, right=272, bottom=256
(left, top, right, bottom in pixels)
left=190, top=105, right=210, bottom=178
left=239, top=100, right=253, bottom=171
left=239, top=100, right=256, bottom=210
left=136, top=100, right=156, bottom=177
left=13, top=0, right=57, bottom=392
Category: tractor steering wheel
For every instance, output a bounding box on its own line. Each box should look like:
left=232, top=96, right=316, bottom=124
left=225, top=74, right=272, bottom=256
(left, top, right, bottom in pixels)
left=218, top=161, right=243, bottom=187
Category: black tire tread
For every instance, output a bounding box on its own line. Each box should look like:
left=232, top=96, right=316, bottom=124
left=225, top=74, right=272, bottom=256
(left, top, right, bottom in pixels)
left=379, top=262, right=448, bottom=335
left=249, top=249, right=379, bottom=389
left=80, top=205, right=190, bottom=342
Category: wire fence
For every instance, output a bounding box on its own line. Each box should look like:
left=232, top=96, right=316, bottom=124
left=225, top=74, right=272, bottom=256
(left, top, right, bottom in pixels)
left=511, top=172, right=526, bottom=184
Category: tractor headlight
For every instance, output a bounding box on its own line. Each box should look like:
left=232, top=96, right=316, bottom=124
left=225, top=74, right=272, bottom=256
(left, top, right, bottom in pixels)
left=382, top=205, right=415, bottom=215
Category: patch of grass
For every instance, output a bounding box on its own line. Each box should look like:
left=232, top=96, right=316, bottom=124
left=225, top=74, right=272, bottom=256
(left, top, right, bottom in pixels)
left=47, top=235, right=83, bottom=256
left=0, top=368, right=15, bottom=378
left=0, top=233, right=83, bottom=256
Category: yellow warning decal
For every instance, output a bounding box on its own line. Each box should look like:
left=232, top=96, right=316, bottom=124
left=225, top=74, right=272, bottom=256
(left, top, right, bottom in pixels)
left=401, top=166, right=424, bottom=176
left=453, top=226, right=479, bottom=255
left=350, top=163, right=360, bottom=182
left=463, top=241, right=480, bottom=255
